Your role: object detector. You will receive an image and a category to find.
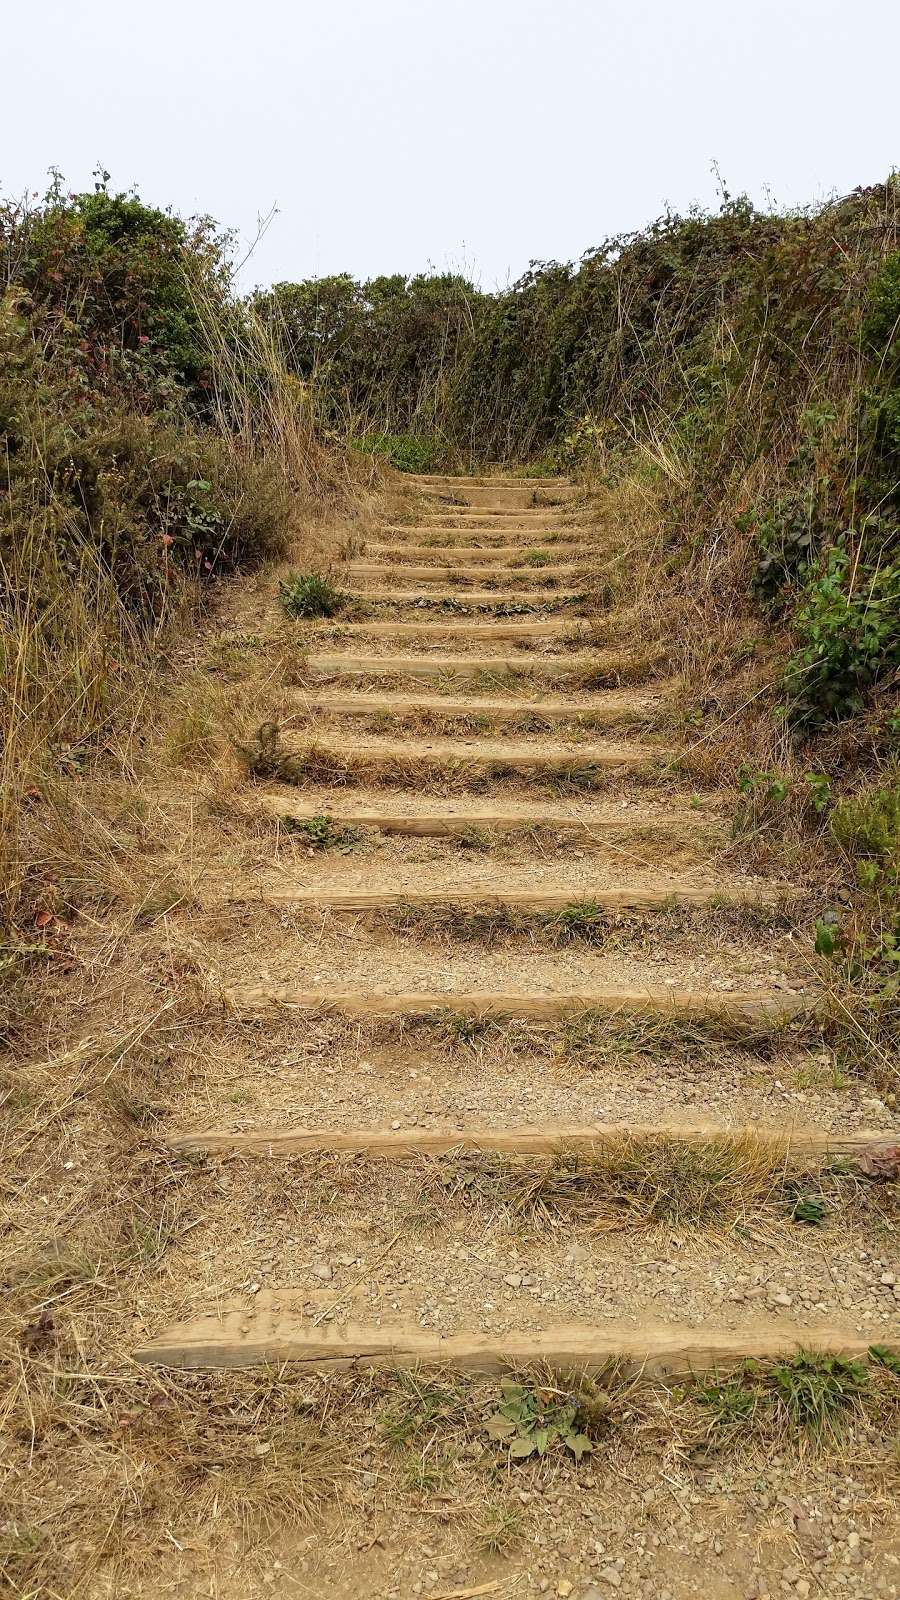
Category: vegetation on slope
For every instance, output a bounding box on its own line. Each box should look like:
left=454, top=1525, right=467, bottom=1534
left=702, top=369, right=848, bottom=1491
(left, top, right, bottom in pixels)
left=0, top=174, right=326, bottom=929
left=259, top=181, right=900, bottom=733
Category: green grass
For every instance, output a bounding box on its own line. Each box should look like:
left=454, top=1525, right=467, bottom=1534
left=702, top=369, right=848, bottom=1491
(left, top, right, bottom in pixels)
left=700, top=1350, right=893, bottom=1444
left=279, top=571, right=345, bottom=619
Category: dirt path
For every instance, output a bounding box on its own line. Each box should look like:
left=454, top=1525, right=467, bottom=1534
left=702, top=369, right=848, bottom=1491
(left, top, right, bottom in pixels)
left=9, top=477, right=900, bottom=1600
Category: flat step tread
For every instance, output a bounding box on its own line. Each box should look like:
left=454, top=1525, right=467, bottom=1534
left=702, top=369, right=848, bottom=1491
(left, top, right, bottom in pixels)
left=325, top=620, right=578, bottom=639
left=302, top=653, right=635, bottom=682
left=168, top=1121, right=887, bottom=1158
left=278, top=732, right=669, bottom=770
left=344, top=565, right=589, bottom=584
left=292, top=689, right=664, bottom=720
left=134, top=1312, right=892, bottom=1376
left=253, top=794, right=723, bottom=839
left=224, top=984, right=811, bottom=1023
left=258, top=882, right=791, bottom=912
left=366, top=543, right=583, bottom=561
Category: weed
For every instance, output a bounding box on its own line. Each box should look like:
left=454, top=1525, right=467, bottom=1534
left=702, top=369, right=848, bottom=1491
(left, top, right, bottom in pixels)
left=379, top=1372, right=469, bottom=1448
left=280, top=571, right=345, bottom=619
left=700, top=1349, right=897, bottom=1446
left=484, top=1373, right=616, bottom=1462
left=471, top=1500, right=523, bottom=1552
left=284, top=813, right=364, bottom=851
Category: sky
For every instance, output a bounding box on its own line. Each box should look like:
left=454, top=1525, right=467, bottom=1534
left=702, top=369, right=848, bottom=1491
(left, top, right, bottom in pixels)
left=3, top=0, right=898, bottom=292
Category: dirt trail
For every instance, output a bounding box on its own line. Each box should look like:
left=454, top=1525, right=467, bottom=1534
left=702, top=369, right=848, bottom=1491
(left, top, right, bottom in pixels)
left=15, top=477, right=899, bottom=1600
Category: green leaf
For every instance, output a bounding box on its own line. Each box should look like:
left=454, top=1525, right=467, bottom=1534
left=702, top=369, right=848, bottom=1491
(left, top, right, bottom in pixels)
left=485, top=1414, right=517, bottom=1439
left=509, top=1435, right=537, bottom=1458
left=566, top=1432, right=594, bottom=1460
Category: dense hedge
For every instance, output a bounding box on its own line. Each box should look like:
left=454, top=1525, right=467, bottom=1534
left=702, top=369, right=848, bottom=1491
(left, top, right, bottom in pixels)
left=258, top=182, right=900, bottom=726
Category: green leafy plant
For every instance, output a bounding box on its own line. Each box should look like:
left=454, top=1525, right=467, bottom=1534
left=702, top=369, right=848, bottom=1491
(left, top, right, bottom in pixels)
left=784, top=544, right=900, bottom=727
left=284, top=813, right=362, bottom=850
left=814, top=914, right=841, bottom=957
left=483, top=1377, right=603, bottom=1462
left=279, top=572, right=345, bottom=619
left=352, top=431, right=440, bottom=473
left=701, top=1351, right=878, bottom=1442
left=788, top=1193, right=828, bottom=1226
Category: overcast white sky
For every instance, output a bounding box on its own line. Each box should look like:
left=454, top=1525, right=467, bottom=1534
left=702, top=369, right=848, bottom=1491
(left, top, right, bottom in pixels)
left=3, top=0, right=898, bottom=291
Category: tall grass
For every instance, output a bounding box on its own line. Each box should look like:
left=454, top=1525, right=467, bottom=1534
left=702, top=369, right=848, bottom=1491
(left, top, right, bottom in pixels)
left=0, top=188, right=335, bottom=934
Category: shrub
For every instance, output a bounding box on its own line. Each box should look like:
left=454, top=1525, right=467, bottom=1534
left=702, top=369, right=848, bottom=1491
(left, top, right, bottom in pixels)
left=352, top=431, right=440, bottom=473
left=279, top=572, right=345, bottom=619
left=783, top=545, right=900, bottom=727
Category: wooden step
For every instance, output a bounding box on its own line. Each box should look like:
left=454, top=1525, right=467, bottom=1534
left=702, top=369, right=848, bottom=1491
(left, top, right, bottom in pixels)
left=302, top=653, right=632, bottom=683
left=168, top=1121, right=883, bottom=1159
left=323, top=620, right=579, bottom=642
left=253, top=796, right=719, bottom=842
left=223, top=984, right=811, bottom=1026
left=365, top=544, right=582, bottom=563
left=348, top=589, right=587, bottom=607
left=271, top=732, right=669, bottom=779
left=344, top=564, right=587, bottom=585
left=257, top=883, right=790, bottom=915
left=379, top=534, right=586, bottom=547
left=135, top=1311, right=891, bottom=1377
left=290, top=690, right=659, bottom=725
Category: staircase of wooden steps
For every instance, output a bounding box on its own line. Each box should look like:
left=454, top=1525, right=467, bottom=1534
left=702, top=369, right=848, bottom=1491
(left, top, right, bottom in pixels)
left=141, top=471, right=898, bottom=1390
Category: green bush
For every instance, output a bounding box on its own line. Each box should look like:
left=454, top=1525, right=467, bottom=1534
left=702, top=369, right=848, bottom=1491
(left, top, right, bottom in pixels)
left=783, top=545, right=900, bottom=726
left=831, top=785, right=900, bottom=864
left=279, top=572, right=345, bottom=619
left=352, top=431, right=440, bottom=473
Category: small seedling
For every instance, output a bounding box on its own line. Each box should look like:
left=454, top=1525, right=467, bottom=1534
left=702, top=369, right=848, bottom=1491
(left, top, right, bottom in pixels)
left=279, top=572, right=345, bottom=619
left=524, top=549, right=552, bottom=567
left=789, top=1193, right=827, bottom=1226
left=814, top=915, right=841, bottom=957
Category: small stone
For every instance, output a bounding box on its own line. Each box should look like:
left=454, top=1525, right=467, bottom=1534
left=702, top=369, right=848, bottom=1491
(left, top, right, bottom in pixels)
left=311, top=1262, right=333, bottom=1282
left=880, top=1272, right=896, bottom=1287
left=557, top=1583, right=574, bottom=1598
left=504, top=1273, right=523, bottom=1288
left=599, top=1571, right=623, bottom=1590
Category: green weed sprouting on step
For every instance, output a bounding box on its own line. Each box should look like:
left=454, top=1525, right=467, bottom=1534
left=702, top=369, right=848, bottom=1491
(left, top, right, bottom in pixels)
left=483, top=1375, right=605, bottom=1461
left=786, top=1190, right=828, bottom=1226
left=699, top=1350, right=893, bottom=1445
left=522, top=549, right=552, bottom=567
left=378, top=1372, right=469, bottom=1449
left=282, top=813, right=363, bottom=851
left=279, top=571, right=345, bottom=619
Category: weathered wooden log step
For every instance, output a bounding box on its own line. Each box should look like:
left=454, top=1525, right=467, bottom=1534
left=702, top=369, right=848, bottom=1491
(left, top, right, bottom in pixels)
left=223, top=984, right=811, bottom=1026
left=344, top=564, right=588, bottom=585
left=257, top=882, right=791, bottom=914
left=365, top=543, right=582, bottom=563
left=168, top=1120, right=882, bottom=1159
left=252, top=795, right=719, bottom=842
left=271, top=732, right=670, bottom=776
left=322, top=619, right=581, bottom=641
left=135, top=1312, right=893, bottom=1377
left=301, top=653, right=636, bottom=682
left=290, top=689, right=661, bottom=725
